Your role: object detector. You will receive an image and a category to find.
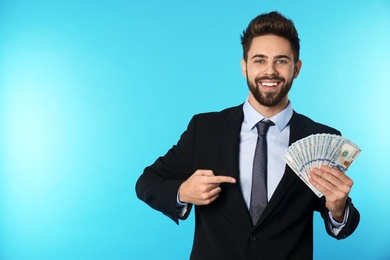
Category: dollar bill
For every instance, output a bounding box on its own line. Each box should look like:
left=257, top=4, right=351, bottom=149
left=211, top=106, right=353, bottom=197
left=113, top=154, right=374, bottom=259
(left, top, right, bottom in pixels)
left=283, top=134, right=361, bottom=197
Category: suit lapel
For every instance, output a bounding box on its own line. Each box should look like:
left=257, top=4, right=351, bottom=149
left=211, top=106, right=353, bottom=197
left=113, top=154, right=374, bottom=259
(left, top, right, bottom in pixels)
left=217, top=105, right=254, bottom=230
left=215, top=108, right=311, bottom=230
left=255, top=112, right=308, bottom=227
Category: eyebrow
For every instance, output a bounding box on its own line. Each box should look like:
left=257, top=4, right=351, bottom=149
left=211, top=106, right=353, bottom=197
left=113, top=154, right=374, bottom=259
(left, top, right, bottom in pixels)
left=250, top=54, right=291, bottom=60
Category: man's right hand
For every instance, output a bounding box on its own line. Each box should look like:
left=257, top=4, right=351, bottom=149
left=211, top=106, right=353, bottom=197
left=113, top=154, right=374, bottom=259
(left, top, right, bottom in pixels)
left=178, top=169, right=236, bottom=205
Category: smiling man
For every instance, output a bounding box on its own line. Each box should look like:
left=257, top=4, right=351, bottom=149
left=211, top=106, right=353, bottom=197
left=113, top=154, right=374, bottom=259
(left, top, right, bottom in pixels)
left=136, top=11, right=360, bottom=259
left=242, top=34, right=302, bottom=117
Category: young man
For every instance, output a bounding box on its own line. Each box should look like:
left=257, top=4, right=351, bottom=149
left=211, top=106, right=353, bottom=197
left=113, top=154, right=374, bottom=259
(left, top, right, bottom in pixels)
left=136, top=11, right=359, bottom=259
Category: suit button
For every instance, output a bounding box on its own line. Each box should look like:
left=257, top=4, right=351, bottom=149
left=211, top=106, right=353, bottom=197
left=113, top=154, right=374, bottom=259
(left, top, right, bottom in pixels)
left=249, top=235, right=257, bottom=241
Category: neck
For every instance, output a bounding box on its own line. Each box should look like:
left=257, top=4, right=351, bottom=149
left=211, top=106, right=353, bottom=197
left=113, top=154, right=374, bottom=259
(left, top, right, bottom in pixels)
left=248, top=94, right=289, bottom=118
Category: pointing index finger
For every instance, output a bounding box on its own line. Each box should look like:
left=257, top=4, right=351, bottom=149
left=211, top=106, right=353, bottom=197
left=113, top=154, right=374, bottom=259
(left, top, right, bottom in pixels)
left=208, top=175, right=236, bottom=184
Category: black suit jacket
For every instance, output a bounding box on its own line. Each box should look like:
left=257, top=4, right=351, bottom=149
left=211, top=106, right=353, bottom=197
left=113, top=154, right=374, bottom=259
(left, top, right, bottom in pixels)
left=136, top=104, right=360, bottom=260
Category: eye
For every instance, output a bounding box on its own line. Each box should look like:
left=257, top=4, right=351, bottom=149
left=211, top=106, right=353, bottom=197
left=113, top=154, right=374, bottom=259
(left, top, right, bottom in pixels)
left=254, top=59, right=265, bottom=64
left=276, top=59, right=288, bottom=64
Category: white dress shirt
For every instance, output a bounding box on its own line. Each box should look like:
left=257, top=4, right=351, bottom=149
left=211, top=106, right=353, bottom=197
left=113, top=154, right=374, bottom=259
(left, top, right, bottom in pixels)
left=239, top=99, right=292, bottom=208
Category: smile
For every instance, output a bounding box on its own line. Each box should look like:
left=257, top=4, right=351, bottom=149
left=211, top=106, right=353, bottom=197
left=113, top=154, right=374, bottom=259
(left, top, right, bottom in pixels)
left=261, top=82, right=278, bottom=87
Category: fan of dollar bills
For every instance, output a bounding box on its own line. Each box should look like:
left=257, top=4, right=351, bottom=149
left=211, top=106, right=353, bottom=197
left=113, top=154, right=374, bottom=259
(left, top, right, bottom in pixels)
left=283, top=134, right=361, bottom=197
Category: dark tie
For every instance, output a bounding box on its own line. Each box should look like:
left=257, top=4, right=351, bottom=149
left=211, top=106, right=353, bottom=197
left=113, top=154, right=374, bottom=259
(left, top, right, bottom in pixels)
left=250, top=120, right=274, bottom=225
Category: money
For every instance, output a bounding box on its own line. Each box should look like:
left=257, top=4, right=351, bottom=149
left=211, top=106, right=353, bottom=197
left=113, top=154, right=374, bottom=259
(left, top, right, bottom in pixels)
left=283, top=134, right=361, bottom=197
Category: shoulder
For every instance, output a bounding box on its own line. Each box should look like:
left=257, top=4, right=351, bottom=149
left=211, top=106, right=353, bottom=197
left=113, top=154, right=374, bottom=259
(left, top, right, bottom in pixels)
left=183, top=104, right=243, bottom=135
left=292, top=111, right=341, bottom=135
left=192, top=104, right=244, bottom=122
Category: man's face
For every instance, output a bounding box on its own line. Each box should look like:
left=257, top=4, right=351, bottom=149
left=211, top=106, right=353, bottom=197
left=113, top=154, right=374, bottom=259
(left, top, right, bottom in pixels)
left=241, top=35, right=302, bottom=109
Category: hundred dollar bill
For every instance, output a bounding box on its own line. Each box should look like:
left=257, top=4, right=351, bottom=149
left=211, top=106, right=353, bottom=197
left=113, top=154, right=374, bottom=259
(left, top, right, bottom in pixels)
left=329, top=141, right=361, bottom=172
left=283, top=134, right=361, bottom=197
left=283, top=152, right=323, bottom=197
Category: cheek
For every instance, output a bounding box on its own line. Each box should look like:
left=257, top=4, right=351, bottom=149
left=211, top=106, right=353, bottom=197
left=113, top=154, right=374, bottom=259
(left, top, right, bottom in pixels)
left=282, top=69, right=296, bottom=80
left=245, top=67, right=257, bottom=80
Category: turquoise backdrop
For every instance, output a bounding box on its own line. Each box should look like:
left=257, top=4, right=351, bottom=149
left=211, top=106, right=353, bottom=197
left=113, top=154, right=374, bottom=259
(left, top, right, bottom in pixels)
left=1, top=1, right=389, bottom=259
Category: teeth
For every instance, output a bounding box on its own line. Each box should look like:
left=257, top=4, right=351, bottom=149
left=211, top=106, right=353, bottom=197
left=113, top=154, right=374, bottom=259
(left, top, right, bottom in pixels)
left=262, top=82, right=278, bottom=87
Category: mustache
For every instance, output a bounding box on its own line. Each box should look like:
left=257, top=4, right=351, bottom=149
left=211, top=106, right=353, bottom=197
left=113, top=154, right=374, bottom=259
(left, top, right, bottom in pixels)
left=255, top=76, right=285, bottom=82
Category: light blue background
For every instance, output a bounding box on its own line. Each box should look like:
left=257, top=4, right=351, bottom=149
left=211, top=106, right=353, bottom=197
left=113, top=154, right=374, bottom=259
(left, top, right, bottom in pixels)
left=1, top=1, right=389, bottom=259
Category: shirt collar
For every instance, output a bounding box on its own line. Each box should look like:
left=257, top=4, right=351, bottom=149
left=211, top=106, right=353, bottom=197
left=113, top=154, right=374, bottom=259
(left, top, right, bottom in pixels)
left=243, top=98, right=293, bottom=132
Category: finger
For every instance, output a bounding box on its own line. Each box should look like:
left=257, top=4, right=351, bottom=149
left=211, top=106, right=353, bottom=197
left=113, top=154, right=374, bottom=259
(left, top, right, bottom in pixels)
left=317, top=166, right=354, bottom=189
left=207, top=186, right=222, bottom=198
left=208, top=175, right=236, bottom=184
left=310, top=172, right=335, bottom=192
left=195, top=187, right=222, bottom=205
left=197, top=193, right=220, bottom=205
left=311, top=168, right=338, bottom=185
left=310, top=169, right=350, bottom=195
left=319, top=166, right=348, bottom=181
left=194, top=169, right=215, bottom=177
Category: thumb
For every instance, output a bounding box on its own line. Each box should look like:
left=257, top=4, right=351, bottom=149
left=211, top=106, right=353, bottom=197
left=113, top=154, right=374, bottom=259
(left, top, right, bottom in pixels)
left=194, top=169, right=215, bottom=177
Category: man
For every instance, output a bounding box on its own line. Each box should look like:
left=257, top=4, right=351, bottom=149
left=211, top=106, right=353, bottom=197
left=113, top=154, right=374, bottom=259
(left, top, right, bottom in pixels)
left=136, top=11, right=359, bottom=259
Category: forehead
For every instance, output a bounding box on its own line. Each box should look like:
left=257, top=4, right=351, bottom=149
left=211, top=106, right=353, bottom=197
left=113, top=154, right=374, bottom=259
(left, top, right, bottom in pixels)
left=248, top=35, right=294, bottom=58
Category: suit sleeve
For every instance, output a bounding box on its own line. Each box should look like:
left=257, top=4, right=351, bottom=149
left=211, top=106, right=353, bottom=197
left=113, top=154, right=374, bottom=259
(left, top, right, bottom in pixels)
left=315, top=195, right=360, bottom=240
left=135, top=116, right=197, bottom=224
left=302, top=119, right=360, bottom=239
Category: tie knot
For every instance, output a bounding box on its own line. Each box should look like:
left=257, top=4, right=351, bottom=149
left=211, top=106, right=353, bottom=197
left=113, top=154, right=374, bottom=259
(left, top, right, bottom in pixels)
left=255, top=120, right=274, bottom=136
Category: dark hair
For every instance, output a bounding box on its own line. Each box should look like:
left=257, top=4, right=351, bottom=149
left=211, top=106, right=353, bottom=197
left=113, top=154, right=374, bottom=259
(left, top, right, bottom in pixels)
left=241, top=11, right=300, bottom=62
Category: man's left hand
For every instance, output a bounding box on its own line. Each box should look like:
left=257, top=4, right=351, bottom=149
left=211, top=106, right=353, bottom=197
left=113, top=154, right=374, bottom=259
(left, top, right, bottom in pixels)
left=310, top=166, right=354, bottom=222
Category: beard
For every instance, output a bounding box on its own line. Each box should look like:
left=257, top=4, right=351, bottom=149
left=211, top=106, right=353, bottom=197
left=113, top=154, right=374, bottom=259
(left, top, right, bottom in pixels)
left=246, top=74, right=293, bottom=107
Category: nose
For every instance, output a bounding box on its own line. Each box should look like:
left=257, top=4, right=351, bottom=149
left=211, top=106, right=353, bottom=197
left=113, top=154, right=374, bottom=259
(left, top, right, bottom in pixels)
left=264, top=62, right=277, bottom=76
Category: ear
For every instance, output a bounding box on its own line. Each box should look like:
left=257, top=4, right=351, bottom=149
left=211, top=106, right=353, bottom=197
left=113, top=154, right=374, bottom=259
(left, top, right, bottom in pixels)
left=241, top=58, right=247, bottom=78
left=293, top=60, right=302, bottom=79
